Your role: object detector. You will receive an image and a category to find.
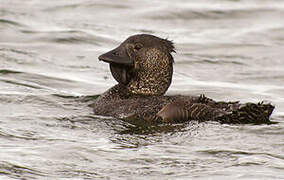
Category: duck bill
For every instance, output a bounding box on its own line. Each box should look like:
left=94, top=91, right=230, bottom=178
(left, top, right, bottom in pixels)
left=98, top=45, right=134, bottom=85
left=98, top=45, right=133, bottom=66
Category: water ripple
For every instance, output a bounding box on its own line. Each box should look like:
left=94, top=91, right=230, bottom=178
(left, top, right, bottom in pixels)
left=0, top=0, right=284, bottom=179
left=0, top=19, right=24, bottom=27
left=0, top=162, right=47, bottom=179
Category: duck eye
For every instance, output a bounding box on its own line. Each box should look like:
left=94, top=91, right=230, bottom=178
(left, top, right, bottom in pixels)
left=134, top=43, right=143, bottom=51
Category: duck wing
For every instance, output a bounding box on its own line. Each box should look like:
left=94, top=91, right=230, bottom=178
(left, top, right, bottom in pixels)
left=156, top=95, right=275, bottom=124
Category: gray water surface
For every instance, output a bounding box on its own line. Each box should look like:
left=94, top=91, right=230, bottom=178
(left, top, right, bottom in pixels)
left=1, top=0, right=284, bottom=179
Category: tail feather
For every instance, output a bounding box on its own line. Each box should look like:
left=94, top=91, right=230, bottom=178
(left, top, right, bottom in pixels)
left=216, top=102, right=275, bottom=124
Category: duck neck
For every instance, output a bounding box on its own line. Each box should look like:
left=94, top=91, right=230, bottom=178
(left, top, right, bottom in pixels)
left=126, top=62, right=173, bottom=96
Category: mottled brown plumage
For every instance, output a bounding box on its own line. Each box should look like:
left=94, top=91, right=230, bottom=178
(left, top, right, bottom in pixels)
left=94, top=34, right=274, bottom=124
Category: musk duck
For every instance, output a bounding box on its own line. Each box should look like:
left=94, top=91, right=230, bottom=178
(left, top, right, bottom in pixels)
left=93, top=34, right=274, bottom=124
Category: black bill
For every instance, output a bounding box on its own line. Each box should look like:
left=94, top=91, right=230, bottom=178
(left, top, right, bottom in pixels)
left=98, top=45, right=134, bottom=85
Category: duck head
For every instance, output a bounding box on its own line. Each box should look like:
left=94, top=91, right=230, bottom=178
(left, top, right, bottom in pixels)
left=99, top=34, right=175, bottom=96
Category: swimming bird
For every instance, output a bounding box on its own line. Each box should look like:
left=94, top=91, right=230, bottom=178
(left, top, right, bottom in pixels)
left=93, top=34, right=274, bottom=124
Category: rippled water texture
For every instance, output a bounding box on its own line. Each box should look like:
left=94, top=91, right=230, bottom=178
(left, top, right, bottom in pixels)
left=1, top=0, right=284, bottom=179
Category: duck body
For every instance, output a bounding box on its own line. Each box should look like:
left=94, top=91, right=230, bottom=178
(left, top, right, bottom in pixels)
left=94, top=34, right=274, bottom=124
left=93, top=84, right=274, bottom=124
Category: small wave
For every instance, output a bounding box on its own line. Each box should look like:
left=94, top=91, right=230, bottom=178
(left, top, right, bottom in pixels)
left=0, top=129, right=39, bottom=141
left=198, top=149, right=284, bottom=160
left=54, top=169, right=100, bottom=179
left=177, top=58, right=245, bottom=65
left=0, top=79, right=43, bottom=89
left=0, top=69, right=91, bottom=96
left=43, top=2, right=129, bottom=12
left=0, top=69, right=21, bottom=74
left=0, top=19, right=24, bottom=27
left=51, top=93, right=81, bottom=99
left=0, top=69, right=44, bottom=89
left=20, top=29, right=97, bottom=45
left=0, top=162, right=47, bottom=179
left=144, top=5, right=284, bottom=21
left=177, top=54, right=247, bottom=65
left=20, top=29, right=115, bottom=45
left=0, top=48, right=34, bottom=56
